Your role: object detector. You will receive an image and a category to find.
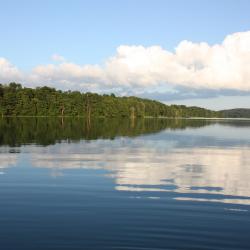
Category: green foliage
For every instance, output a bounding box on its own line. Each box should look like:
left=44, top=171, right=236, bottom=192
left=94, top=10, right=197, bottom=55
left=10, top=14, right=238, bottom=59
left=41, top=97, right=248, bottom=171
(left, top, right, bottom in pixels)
left=221, top=109, right=250, bottom=118
left=0, top=83, right=222, bottom=118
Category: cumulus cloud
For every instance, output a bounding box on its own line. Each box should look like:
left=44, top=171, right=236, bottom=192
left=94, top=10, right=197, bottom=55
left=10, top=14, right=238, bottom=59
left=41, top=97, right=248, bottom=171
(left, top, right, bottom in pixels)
left=1, top=30, right=250, bottom=97
left=0, top=58, right=23, bottom=83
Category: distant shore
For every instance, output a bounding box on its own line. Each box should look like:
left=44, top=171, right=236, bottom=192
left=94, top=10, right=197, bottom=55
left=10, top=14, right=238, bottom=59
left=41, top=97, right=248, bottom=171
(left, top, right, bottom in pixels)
left=1, top=115, right=250, bottom=121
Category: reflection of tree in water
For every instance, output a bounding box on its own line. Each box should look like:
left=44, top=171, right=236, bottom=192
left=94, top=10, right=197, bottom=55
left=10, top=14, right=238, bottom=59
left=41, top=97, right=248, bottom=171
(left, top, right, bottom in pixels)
left=0, top=117, right=214, bottom=147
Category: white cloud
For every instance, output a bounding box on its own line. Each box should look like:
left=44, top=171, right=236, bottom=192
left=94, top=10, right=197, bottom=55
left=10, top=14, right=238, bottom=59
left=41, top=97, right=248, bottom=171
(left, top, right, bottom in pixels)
left=1, top=30, right=250, bottom=93
left=0, top=58, right=23, bottom=83
left=51, top=54, right=66, bottom=62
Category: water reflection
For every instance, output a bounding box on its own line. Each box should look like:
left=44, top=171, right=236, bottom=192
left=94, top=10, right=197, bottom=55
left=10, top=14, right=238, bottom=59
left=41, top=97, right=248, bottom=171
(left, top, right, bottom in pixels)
left=1, top=118, right=250, bottom=206
left=0, top=154, right=17, bottom=171
left=0, top=117, right=242, bottom=146
left=27, top=143, right=250, bottom=204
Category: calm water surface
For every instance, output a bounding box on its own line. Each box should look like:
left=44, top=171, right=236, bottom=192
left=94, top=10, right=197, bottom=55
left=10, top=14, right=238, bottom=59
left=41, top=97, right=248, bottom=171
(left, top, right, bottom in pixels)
left=0, top=118, right=250, bottom=250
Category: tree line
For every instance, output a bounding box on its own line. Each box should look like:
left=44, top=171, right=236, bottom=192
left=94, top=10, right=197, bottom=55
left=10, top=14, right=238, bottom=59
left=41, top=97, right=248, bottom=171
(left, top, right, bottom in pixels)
left=221, top=109, right=250, bottom=118
left=0, top=83, right=222, bottom=118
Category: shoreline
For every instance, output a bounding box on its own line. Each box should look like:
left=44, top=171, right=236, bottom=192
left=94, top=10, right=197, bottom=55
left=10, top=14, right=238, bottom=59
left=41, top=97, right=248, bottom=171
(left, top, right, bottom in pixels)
left=1, top=116, right=250, bottom=120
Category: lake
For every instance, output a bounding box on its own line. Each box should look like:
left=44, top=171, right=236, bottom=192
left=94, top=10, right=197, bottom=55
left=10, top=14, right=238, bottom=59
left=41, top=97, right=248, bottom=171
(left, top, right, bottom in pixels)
left=0, top=117, right=250, bottom=250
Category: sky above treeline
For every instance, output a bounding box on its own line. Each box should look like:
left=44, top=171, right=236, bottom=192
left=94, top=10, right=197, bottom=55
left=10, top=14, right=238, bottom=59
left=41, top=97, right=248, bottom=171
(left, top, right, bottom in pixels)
left=1, top=0, right=250, bottom=110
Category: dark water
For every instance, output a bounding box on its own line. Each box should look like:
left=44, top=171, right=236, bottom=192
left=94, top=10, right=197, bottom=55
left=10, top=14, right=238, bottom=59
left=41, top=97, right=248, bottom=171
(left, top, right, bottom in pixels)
left=0, top=118, right=250, bottom=250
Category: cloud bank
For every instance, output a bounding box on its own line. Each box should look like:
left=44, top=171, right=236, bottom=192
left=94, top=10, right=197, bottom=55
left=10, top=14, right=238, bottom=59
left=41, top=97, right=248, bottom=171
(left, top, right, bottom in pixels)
left=1, top=30, right=250, bottom=100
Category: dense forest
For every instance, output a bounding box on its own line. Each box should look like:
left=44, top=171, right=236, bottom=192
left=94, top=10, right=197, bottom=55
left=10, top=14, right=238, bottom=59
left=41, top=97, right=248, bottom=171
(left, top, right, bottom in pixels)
left=221, top=109, right=250, bottom=118
left=0, top=83, right=221, bottom=118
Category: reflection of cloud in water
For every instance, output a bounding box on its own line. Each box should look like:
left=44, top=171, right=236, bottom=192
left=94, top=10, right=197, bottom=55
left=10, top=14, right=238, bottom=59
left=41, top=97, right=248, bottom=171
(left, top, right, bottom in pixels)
left=174, top=197, right=250, bottom=206
left=30, top=140, right=250, bottom=205
left=0, top=154, right=17, bottom=171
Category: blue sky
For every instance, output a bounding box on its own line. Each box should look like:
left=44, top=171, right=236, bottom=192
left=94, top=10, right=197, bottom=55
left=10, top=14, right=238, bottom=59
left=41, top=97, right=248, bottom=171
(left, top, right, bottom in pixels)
left=1, top=0, right=250, bottom=110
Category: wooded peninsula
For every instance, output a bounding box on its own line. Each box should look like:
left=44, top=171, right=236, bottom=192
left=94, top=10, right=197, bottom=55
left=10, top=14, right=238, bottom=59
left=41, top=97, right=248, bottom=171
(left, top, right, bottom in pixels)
left=0, top=82, right=222, bottom=118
